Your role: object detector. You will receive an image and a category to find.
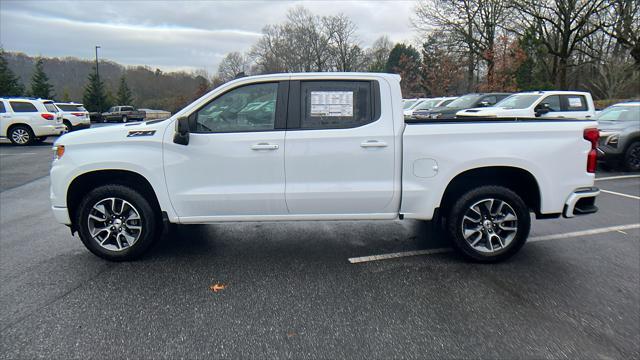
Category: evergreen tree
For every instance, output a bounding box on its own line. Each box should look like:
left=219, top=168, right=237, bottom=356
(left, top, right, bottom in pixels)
left=30, top=57, right=54, bottom=99
left=82, top=68, right=110, bottom=112
left=116, top=75, right=133, bottom=105
left=385, top=43, right=420, bottom=73
left=0, top=48, right=24, bottom=96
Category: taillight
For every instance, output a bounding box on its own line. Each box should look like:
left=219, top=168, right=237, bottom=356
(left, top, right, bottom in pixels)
left=71, top=112, right=84, bottom=116
left=41, top=113, right=54, bottom=120
left=583, top=128, right=599, bottom=173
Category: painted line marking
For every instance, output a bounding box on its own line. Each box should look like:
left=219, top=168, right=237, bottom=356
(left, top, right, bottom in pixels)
left=348, top=248, right=452, bottom=264
left=595, top=175, right=640, bottom=181
left=0, top=153, right=38, bottom=156
left=348, top=223, right=640, bottom=264
left=600, top=189, right=640, bottom=200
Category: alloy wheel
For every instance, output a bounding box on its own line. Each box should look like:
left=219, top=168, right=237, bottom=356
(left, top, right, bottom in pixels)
left=11, top=128, right=30, bottom=145
left=87, top=197, right=143, bottom=251
left=461, top=198, right=518, bottom=253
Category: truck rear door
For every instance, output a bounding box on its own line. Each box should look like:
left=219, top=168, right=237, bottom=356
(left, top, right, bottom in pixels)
left=283, top=79, right=396, bottom=215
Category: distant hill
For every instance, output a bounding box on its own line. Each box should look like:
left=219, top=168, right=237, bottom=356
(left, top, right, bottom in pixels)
left=5, top=52, right=210, bottom=113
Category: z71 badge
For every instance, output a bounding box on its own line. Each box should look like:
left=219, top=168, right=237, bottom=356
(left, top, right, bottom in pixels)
left=127, top=130, right=156, bottom=137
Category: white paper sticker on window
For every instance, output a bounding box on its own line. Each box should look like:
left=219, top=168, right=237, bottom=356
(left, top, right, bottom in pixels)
left=568, top=96, right=583, bottom=108
left=310, top=91, right=353, bottom=117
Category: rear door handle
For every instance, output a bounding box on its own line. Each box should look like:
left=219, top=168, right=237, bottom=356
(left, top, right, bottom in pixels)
left=360, top=140, right=387, bottom=148
left=251, top=143, right=279, bottom=150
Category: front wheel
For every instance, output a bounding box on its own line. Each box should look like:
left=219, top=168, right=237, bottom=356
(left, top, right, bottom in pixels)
left=446, top=186, right=531, bottom=262
left=624, top=142, right=640, bottom=172
left=76, top=184, right=159, bottom=261
left=122, top=115, right=128, bottom=123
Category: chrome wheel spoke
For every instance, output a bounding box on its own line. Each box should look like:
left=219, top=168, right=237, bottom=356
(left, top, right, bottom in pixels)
left=88, top=197, right=142, bottom=252
left=461, top=198, right=518, bottom=254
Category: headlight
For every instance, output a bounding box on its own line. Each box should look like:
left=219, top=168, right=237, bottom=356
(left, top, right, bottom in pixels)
left=605, top=134, right=619, bottom=148
left=52, top=145, right=65, bottom=160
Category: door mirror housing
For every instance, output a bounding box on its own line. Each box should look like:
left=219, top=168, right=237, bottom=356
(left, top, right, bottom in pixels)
left=173, top=116, right=190, bottom=145
left=535, top=103, right=551, bottom=117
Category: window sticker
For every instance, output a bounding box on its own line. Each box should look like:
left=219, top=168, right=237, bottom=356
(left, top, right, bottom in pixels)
left=310, top=91, right=353, bottom=117
left=568, top=96, right=583, bottom=108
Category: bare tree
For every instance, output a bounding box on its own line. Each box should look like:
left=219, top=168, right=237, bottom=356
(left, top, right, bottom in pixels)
left=600, top=0, right=640, bottom=67
left=365, top=36, right=394, bottom=72
left=326, top=14, right=361, bottom=71
left=510, top=0, right=609, bottom=89
left=217, top=52, right=247, bottom=82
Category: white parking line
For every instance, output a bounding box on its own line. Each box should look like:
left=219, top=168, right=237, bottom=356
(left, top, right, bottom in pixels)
left=348, top=223, right=640, bottom=264
left=596, top=175, right=640, bottom=181
left=600, top=189, right=640, bottom=200
left=0, top=153, right=38, bottom=156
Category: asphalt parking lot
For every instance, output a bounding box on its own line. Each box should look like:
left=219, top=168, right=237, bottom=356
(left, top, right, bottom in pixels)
left=0, top=127, right=638, bottom=359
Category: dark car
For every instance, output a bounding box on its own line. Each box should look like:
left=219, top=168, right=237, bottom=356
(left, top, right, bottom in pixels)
left=101, top=106, right=146, bottom=123
left=412, top=93, right=512, bottom=120
left=597, top=102, right=640, bottom=171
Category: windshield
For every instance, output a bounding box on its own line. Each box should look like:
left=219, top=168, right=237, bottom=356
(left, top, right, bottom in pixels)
left=57, top=104, right=85, bottom=111
left=414, top=99, right=442, bottom=110
left=496, top=94, right=542, bottom=109
left=446, top=94, right=482, bottom=108
left=597, top=106, right=640, bottom=121
left=403, top=100, right=417, bottom=109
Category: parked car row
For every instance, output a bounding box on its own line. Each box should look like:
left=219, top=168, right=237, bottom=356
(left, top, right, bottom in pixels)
left=0, top=97, right=66, bottom=145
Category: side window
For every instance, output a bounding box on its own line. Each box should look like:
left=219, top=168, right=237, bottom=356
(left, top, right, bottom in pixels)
left=300, top=81, right=373, bottom=130
left=562, top=95, right=588, bottom=111
left=0, top=102, right=5, bottom=113
left=482, top=95, right=497, bottom=105
left=9, top=101, right=38, bottom=112
left=193, top=82, right=278, bottom=133
left=540, top=95, right=561, bottom=112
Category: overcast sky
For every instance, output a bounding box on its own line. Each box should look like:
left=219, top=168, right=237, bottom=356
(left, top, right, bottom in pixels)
left=0, top=0, right=417, bottom=74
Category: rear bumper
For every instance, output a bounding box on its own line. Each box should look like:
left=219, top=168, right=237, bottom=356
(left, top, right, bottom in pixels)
left=33, top=124, right=66, bottom=137
left=563, top=187, right=600, bottom=218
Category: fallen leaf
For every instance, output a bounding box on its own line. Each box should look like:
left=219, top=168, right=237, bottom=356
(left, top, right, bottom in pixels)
left=287, top=331, right=297, bottom=338
left=210, top=283, right=226, bottom=292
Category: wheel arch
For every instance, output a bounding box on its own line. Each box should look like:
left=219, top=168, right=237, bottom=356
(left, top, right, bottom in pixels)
left=7, top=123, right=34, bottom=135
left=438, top=166, right=542, bottom=218
left=67, top=169, right=162, bottom=229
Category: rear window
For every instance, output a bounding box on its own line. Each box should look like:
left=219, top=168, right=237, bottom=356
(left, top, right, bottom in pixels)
left=57, top=104, right=85, bottom=111
left=300, top=80, right=374, bottom=130
left=43, top=102, right=58, bottom=112
left=9, top=101, right=38, bottom=112
left=121, top=106, right=134, bottom=111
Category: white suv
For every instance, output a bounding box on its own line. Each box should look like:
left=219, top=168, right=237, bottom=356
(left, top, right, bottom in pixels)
left=55, top=102, right=90, bottom=132
left=0, top=97, right=65, bottom=145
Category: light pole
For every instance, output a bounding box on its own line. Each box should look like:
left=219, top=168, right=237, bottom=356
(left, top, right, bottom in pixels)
left=95, top=45, right=101, bottom=112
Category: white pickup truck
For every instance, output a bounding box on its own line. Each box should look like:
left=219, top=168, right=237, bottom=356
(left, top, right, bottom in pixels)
left=456, top=91, right=596, bottom=119
left=50, top=73, right=600, bottom=262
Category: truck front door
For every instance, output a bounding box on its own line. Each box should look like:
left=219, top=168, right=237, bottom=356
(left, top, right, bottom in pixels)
left=163, top=81, right=289, bottom=219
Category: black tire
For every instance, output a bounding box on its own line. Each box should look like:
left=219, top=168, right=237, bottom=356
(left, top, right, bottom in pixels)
left=76, top=184, right=160, bottom=261
left=32, top=137, right=47, bottom=144
left=623, top=142, right=640, bottom=172
left=63, top=120, right=73, bottom=133
left=122, top=115, right=128, bottom=123
left=8, top=125, right=34, bottom=146
left=446, top=185, right=531, bottom=262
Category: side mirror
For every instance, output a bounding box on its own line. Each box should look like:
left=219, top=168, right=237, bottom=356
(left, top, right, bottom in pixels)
left=173, top=116, right=190, bottom=145
left=535, top=103, right=551, bottom=117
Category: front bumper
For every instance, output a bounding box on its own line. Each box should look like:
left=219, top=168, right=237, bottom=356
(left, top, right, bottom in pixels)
left=51, top=206, right=71, bottom=225
left=563, top=187, right=600, bottom=218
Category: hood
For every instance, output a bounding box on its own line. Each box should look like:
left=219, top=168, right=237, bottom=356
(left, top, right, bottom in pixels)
left=597, top=120, right=638, bottom=131
left=458, top=107, right=505, bottom=115
left=54, top=119, right=172, bottom=146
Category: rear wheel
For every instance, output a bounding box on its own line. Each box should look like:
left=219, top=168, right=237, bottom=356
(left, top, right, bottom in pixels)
left=76, top=184, right=159, bottom=261
left=122, top=115, right=128, bottom=123
left=8, top=125, right=34, bottom=146
left=446, top=186, right=531, bottom=262
left=63, top=120, right=72, bottom=133
left=624, top=142, right=640, bottom=172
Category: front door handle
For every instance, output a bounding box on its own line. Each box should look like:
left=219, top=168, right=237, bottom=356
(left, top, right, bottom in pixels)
left=360, top=140, right=387, bottom=148
left=251, top=143, right=279, bottom=150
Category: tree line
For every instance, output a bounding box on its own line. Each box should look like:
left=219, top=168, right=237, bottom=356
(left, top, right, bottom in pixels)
left=0, top=49, right=209, bottom=113
left=215, top=2, right=639, bottom=99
